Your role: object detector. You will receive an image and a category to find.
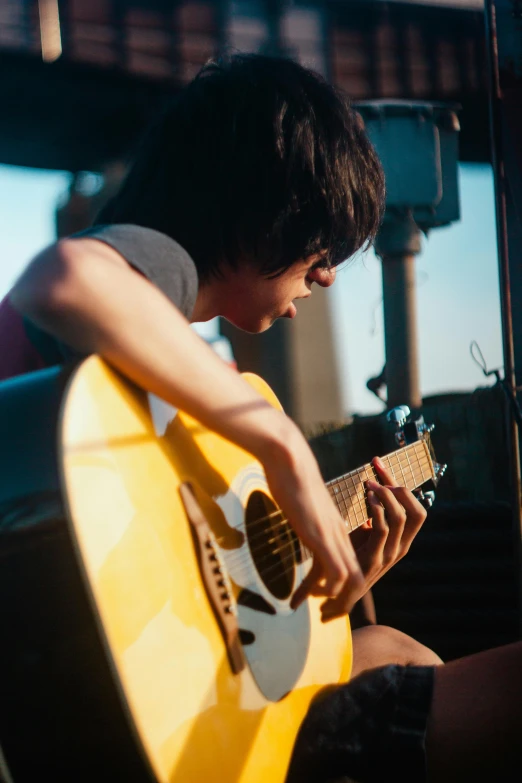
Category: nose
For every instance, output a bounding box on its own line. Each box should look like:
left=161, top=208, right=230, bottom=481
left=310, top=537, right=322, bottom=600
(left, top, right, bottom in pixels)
left=309, top=266, right=336, bottom=288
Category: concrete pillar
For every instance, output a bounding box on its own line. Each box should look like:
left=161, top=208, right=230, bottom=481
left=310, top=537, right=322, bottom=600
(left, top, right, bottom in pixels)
left=287, top=286, right=345, bottom=429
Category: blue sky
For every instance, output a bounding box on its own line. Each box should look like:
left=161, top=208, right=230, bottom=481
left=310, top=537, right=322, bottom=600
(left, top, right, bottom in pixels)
left=329, top=162, right=503, bottom=413
left=0, top=161, right=502, bottom=415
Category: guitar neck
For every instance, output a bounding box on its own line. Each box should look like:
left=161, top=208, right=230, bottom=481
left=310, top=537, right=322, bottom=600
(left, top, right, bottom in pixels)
left=326, top=439, right=435, bottom=533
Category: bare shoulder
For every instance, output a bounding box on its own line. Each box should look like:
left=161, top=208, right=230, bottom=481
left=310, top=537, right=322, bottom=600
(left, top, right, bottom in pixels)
left=9, top=235, right=134, bottom=317
left=57, top=236, right=130, bottom=271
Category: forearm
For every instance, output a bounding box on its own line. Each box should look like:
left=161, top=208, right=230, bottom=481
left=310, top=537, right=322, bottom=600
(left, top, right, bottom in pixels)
left=10, top=238, right=367, bottom=617
left=10, top=239, right=303, bottom=464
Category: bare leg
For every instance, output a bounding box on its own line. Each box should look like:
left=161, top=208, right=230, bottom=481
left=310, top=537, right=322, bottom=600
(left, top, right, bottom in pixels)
left=426, top=640, right=522, bottom=782
left=351, top=624, right=443, bottom=678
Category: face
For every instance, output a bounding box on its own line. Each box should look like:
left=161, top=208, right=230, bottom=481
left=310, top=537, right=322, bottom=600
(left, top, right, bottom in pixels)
left=213, top=255, right=337, bottom=333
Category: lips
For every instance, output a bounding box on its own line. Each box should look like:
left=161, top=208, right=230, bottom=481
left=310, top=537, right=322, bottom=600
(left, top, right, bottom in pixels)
left=284, top=302, right=297, bottom=319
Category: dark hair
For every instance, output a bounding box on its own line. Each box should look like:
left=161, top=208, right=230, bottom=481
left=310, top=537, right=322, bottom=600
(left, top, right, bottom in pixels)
left=98, top=53, right=385, bottom=281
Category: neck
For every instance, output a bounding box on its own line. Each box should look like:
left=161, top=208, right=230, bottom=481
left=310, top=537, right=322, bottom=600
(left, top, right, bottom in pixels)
left=190, top=279, right=223, bottom=323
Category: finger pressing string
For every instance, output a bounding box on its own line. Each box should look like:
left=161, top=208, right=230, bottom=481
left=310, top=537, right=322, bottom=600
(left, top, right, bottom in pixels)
left=367, top=489, right=380, bottom=507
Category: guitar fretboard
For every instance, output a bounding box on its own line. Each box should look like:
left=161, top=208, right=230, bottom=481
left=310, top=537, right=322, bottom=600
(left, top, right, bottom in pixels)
left=326, top=439, right=434, bottom=533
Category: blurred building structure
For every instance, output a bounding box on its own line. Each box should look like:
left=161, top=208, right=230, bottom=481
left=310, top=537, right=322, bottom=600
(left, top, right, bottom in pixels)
left=0, top=0, right=491, bottom=425
left=0, top=0, right=489, bottom=171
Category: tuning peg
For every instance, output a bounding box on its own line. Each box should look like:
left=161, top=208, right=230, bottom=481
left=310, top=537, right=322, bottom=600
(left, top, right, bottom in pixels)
left=415, top=490, right=435, bottom=509
left=387, top=405, right=411, bottom=429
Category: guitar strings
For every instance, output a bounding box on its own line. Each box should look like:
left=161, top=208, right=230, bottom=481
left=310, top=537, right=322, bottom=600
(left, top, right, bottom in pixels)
left=215, top=450, right=432, bottom=566
left=219, top=448, right=431, bottom=549
left=210, top=443, right=436, bottom=587
left=217, top=448, right=432, bottom=550
left=254, top=453, right=433, bottom=580
left=216, top=452, right=432, bottom=573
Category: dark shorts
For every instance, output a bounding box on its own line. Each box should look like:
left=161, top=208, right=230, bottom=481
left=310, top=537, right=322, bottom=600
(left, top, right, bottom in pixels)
left=285, top=664, right=435, bottom=783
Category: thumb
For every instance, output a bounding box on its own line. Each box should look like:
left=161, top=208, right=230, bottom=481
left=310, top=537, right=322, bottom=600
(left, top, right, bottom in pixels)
left=290, top=560, right=325, bottom=610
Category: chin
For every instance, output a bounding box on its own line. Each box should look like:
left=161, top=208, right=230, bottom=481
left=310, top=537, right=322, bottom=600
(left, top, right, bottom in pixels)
left=224, top=315, right=273, bottom=334
left=252, top=319, right=274, bottom=334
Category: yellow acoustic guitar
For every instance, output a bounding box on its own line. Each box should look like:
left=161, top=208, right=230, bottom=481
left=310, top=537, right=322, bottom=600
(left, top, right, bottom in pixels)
left=0, top=356, right=443, bottom=783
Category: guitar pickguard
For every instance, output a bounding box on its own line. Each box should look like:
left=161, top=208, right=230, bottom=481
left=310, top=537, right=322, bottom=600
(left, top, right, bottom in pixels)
left=212, top=464, right=311, bottom=702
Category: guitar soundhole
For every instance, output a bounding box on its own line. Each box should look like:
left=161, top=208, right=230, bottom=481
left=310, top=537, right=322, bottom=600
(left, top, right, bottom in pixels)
left=245, top=491, right=298, bottom=600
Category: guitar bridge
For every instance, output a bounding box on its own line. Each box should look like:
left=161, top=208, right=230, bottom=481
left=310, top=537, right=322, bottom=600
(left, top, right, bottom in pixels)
left=179, top=482, right=245, bottom=674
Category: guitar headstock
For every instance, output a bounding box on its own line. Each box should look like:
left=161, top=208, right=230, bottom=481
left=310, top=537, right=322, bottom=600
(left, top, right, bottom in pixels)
left=387, top=405, right=447, bottom=507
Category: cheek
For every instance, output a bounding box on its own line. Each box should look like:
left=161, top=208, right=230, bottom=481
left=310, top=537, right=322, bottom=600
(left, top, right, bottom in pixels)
left=256, top=289, right=283, bottom=314
left=275, top=282, right=295, bottom=303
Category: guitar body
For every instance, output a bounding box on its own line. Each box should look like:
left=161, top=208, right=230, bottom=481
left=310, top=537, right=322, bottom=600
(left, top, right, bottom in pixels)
left=0, top=356, right=352, bottom=782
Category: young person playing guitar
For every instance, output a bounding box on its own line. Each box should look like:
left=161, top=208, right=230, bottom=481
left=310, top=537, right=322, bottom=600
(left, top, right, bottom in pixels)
left=2, top=54, right=522, bottom=782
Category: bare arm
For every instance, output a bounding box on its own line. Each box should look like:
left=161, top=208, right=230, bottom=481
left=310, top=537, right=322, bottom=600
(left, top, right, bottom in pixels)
left=10, top=238, right=366, bottom=618
left=10, top=238, right=293, bottom=456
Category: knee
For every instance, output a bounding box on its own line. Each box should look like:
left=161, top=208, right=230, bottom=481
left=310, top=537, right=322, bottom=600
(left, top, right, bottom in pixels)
left=381, top=625, right=443, bottom=666
left=351, top=624, right=443, bottom=676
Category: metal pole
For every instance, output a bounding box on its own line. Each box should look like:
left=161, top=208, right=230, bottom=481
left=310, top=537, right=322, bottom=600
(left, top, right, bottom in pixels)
left=374, top=211, right=423, bottom=411
left=484, top=0, right=522, bottom=631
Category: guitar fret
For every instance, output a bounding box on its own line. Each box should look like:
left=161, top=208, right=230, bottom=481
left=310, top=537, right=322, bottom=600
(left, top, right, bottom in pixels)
left=384, top=446, right=431, bottom=490
left=349, top=474, right=366, bottom=531
left=330, top=474, right=366, bottom=531
left=327, top=440, right=435, bottom=532
left=357, top=469, right=371, bottom=527
left=332, top=481, right=351, bottom=522
left=385, top=455, right=398, bottom=483
left=348, top=473, right=360, bottom=532
left=405, top=447, right=415, bottom=487
left=355, top=468, right=368, bottom=528
left=340, top=483, right=351, bottom=520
